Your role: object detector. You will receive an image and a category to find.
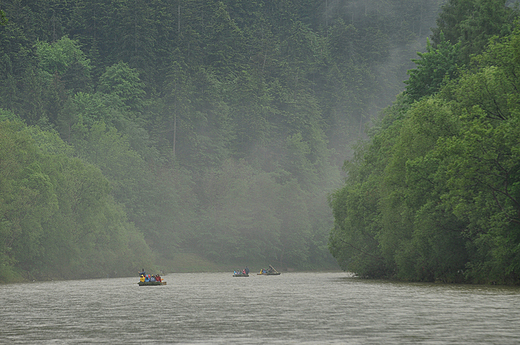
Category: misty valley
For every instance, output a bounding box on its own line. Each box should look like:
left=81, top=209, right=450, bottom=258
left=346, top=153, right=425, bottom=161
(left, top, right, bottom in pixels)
left=1, top=0, right=520, bottom=286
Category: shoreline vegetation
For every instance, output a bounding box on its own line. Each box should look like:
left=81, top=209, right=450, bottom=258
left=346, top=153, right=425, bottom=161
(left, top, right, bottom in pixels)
left=2, top=253, right=341, bottom=284
left=1, top=0, right=438, bottom=284
left=329, top=1, right=520, bottom=285
left=1, top=1, right=520, bottom=285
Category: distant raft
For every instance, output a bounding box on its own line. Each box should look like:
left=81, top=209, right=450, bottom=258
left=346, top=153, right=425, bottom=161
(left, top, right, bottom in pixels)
left=257, top=271, right=280, bottom=275
left=138, top=271, right=165, bottom=286
left=257, top=265, right=281, bottom=275
left=233, top=267, right=250, bottom=277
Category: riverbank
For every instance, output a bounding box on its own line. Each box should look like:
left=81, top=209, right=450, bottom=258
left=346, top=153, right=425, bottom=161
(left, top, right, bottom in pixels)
left=0, top=252, right=339, bottom=284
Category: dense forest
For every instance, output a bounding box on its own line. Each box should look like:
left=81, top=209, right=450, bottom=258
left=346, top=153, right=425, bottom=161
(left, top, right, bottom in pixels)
left=4, top=0, right=516, bottom=284
left=0, top=0, right=444, bottom=282
left=330, top=0, right=520, bottom=284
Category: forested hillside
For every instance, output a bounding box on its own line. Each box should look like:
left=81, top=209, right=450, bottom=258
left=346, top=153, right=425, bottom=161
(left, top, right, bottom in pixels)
left=330, top=0, right=520, bottom=284
left=0, top=0, right=443, bottom=282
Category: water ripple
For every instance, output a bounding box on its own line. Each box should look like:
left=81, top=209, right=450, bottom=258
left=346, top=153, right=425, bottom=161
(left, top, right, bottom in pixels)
left=1, top=272, right=519, bottom=344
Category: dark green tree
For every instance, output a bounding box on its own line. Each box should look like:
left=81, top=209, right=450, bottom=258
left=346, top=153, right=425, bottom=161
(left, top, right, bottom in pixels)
left=431, top=0, right=518, bottom=64
left=404, top=33, right=461, bottom=102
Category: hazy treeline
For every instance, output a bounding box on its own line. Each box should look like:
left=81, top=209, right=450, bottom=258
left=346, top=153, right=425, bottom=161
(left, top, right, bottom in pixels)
left=330, top=0, right=520, bottom=284
left=0, top=0, right=442, bottom=282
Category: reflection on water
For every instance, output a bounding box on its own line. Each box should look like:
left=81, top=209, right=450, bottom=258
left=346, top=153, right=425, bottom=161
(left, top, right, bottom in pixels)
left=1, top=272, right=520, bottom=344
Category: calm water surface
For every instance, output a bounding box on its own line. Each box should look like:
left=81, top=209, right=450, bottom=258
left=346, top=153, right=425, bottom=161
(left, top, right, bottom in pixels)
left=1, top=272, right=519, bottom=344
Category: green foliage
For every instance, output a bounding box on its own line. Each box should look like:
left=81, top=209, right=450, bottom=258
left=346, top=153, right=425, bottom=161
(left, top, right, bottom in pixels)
left=36, top=37, right=91, bottom=81
left=98, top=62, right=145, bottom=114
left=0, top=121, right=153, bottom=282
left=330, top=13, right=520, bottom=284
left=404, top=34, right=461, bottom=102
left=431, top=0, right=518, bottom=64
left=0, top=108, right=20, bottom=121
left=329, top=177, right=387, bottom=278
left=0, top=0, right=451, bottom=281
left=0, top=9, right=7, bottom=26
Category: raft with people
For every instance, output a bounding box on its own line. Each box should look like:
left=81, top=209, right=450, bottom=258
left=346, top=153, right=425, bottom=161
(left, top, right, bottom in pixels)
left=138, top=269, right=166, bottom=286
left=233, top=267, right=250, bottom=277
left=257, top=265, right=281, bottom=275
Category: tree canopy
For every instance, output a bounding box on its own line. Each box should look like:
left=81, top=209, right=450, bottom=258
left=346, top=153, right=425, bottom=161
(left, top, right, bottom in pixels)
left=5, top=0, right=516, bottom=283
left=330, top=2, right=520, bottom=284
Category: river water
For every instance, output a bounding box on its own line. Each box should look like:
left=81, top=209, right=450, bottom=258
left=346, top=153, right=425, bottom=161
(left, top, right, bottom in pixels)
left=1, top=271, right=519, bottom=344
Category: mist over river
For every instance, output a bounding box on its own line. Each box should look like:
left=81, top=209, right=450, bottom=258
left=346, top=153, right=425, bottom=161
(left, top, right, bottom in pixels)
left=1, top=272, right=519, bottom=344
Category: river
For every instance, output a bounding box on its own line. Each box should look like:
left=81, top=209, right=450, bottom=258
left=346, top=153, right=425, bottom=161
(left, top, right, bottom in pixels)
left=1, top=271, right=519, bottom=344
